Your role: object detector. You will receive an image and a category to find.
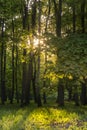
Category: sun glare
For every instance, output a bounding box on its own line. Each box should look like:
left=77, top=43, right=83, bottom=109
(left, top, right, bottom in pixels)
left=27, top=36, right=43, bottom=47
left=34, top=38, right=39, bottom=46
left=27, top=37, right=39, bottom=46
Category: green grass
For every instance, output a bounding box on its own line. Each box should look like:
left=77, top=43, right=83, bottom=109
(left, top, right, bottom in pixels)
left=0, top=102, right=87, bottom=130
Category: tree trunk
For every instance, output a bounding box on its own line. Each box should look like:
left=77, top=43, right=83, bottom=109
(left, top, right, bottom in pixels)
left=36, top=86, right=42, bottom=107
left=80, top=82, right=87, bottom=105
left=15, top=42, right=19, bottom=103
left=42, top=37, right=47, bottom=104
left=36, top=0, right=42, bottom=107
left=42, top=0, right=51, bottom=104
left=3, top=41, right=7, bottom=102
left=10, top=19, right=15, bottom=104
left=81, top=0, right=86, bottom=33
left=53, top=0, right=62, bottom=37
left=31, top=0, right=37, bottom=103
left=72, top=1, right=76, bottom=33
left=25, top=52, right=33, bottom=105
left=21, top=49, right=27, bottom=106
left=22, top=2, right=29, bottom=30
left=68, top=87, right=72, bottom=101
left=31, top=0, right=36, bottom=33
left=74, top=86, right=79, bottom=106
left=32, top=57, right=37, bottom=103
left=45, top=0, right=51, bottom=32
left=43, top=92, right=46, bottom=104
left=0, top=18, right=6, bottom=104
left=21, top=0, right=29, bottom=106
left=58, top=79, right=64, bottom=106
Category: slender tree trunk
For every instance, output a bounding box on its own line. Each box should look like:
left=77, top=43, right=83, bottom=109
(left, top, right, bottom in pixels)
left=1, top=40, right=4, bottom=104
left=74, top=91, right=79, bottom=106
left=43, top=88, right=46, bottom=104
left=42, top=0, right=51, bottom=104
left=80, top=82, right=86, bottom=105
left=73, top=84, right=79, bottom=106
left=0, top=18, right=6, bottom=104
left=21, top=0, right=29, bottom=106
left=58, top=79, right=64, bottom=106
left=81, top=0, right=86, bottom=33
left=58, top=0, right=62, bottom=37
left=10, top=19, right=15, bottom=104
left=65, top=79, right=72, bottom=101
left=72, top=1, right=76, bottom=33
left=31, top=0, right=36, bottom=33
left=30, top=0, right=37, bottom=104
left=53, top=0, right=62, bottom=37
left=36, top=0, right=42, bottom=107
left=43, top=45, right=47, bottom=104
left=80, top=78, right=87, bottom=105
left=22, top=2, right=29, bottom=30
left=0, top=40, right=1, bottom=97
left=45, top=0, right=51, bottom=32
left=15, top=42, right=19, bottom=103
left=68, top=87, right=72, bottom=101
left=36, top=49, right=42, bottom=107
left=11, top=42, right=15, bottom=104
left=21, top=49, right=27, bottom=106
left=53, top=0, right=63, bottom=106
left=25, top=52, right=33, bottom=104
left=32, top=57, right=37, bottom=103
left=3, top=41, right=7, bottom=102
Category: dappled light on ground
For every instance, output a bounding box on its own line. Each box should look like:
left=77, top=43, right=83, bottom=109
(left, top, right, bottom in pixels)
left=0, top=103, right=87, bottom=130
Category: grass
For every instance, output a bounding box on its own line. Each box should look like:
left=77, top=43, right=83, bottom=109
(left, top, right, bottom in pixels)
left=0, top=101, right=87, bottom=130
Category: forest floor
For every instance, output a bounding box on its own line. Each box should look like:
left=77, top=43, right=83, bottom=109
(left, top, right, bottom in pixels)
left=0, top=101, right=87, bottom=130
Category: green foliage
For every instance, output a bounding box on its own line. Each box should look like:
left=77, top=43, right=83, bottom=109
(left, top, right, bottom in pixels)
left=44, top=33, right=87, bottom=78
left=0, top=0, right=21, bottom=18
left=45, top=33, right=87, bottom=77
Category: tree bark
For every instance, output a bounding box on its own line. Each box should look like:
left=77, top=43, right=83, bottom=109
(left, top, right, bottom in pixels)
left=36, top=0, right=42, bottom=107
left=15, top=42, right=19, bottom=103
left=21, top=49, right=27, bottom=106
left=25, top=52, right=33, bottom=104
left=81, top=0, right=86, bottom=33
left=31, top=0, right=37, bottom=33
left=45, top=0, right=51, bottom=32
left=32, top=57, right=37, bottom=103
left=53, top=0, right=62, bottom=37
left=58, top=79, right=64, bottom=106
left=72, top=1, right=76, bottom=33
left=74, top=86, right=79, bottom=106
left=68, top=87, right=72, bottom=101
left=21, top=0, right=29, bottom=106
left=80, top=81, right=87, bottom=105
left=10, top=19, right=15, bottom=104
left=0, top=18, right=6, bottom=104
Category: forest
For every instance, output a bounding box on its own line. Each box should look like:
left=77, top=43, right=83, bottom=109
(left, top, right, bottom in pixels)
left=0, top=0, right=87, bottom=129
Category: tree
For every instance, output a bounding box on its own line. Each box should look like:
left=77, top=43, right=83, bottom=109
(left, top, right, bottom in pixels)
left=72, top=0, right=76, bottom=33
left=53, top=0, right=64, bottom=106
left=36, top=0, right=42, bottom=107
left=0, top=18, right=6, bottom=104
left=53, top=0, right=62, bottom=37
left=81, top=0, right=86, bottom=33
left=21, top=0, right=29, bottom=105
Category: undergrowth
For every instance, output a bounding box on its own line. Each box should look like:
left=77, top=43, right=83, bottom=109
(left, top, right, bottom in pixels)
left=0, top=102, right=87, bottom=130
